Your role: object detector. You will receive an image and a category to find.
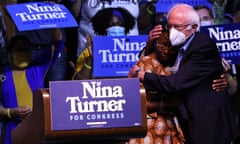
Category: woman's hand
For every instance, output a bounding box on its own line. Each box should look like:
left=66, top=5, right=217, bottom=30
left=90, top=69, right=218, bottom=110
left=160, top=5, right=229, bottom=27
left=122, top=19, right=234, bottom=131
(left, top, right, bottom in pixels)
left=128, top=65, right=141, bottom=78
left=212, top=74, right=228, bottom=92
left=212, top=72, right=238, bottom=96
left=10, top=106, right=32, bottom=120
left=148, top=24, right=163, bottom=42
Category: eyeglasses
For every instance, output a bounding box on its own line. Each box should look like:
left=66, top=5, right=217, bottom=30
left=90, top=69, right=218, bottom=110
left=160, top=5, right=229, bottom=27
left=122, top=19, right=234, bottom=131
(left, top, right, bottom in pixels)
left=166, top=24, right=191, bottom=31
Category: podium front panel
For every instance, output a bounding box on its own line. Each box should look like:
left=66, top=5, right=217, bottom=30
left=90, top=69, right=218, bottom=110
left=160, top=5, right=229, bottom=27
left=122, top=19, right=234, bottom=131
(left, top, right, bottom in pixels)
left=47, top=78, right=147, bottom=140
left=11, top=78, right=147, bottom=143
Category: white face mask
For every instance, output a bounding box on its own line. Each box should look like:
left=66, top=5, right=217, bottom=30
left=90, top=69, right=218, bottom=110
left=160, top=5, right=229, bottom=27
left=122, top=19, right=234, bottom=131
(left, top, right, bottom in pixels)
left=200, top=20, right=212, bottom=26
left=169, top=25, right=191, bottom=46
left=106, top=26, right=125, bottom=36
left=169, top=28, right=186, bottom=46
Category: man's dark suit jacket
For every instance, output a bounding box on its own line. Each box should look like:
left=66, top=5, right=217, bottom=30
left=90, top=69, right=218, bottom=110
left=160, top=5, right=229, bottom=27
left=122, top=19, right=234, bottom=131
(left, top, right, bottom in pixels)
left=143, top=31, right=240, bottom=144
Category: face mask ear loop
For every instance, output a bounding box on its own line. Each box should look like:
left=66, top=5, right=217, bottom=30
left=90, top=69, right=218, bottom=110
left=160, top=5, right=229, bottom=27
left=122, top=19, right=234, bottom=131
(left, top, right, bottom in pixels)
left=182, top=24, right=194, bottom=39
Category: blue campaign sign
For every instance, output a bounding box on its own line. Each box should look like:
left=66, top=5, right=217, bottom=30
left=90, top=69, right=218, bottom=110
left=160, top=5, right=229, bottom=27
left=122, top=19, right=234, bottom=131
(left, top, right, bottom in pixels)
left=6, top=2, right=78, bottom=31
left=200, top=23, right=240, bottom=64
left=156, top=0, right=212, bottom=13
left=49, top=78, right=142, bottom=131
left=93, top=35, right=148, bottom=78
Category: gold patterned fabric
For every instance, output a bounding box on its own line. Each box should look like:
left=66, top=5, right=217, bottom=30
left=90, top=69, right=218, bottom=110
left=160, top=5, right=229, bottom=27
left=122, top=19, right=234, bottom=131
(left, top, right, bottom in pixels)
left=127, top=30, right=184, bottom=144
left=128, top=112, right=184, bottom=144
left=136, top=56, right=171, bottom=76
left=127, top=55, right=184, bottom=144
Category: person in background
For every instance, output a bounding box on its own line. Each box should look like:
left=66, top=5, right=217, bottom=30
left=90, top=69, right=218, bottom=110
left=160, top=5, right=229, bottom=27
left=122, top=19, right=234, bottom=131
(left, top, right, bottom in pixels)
left=137, top=0, right=158, bottom=34
left=61, top=0, right=81, bottom=80
left=194, top=4, right=238, bottom=96
left=0, top=2, right=7, bottom=66
left=231, top=2, right=240, bottom=141
left=129, top=3, right=240, bottom=144
left=0, top=2, right=6, bottom=142
left=208, top=0, right=237, bottom=24
left=13, top=0, right=68, bottom=87
left=91, top=7, right=135, bottom=36
left=208, top=0, right=227, bottom=24
left=194, top=5, right=215, bottom=26
left=70, top=0, right=139, bottom=65
left=195, top=4, right=239, bottom=144
left=71, top=7, right=136, bottom=80
left=0, top=28, right=63, bottom=144
left=0, top=0, right=15, bottom=41
left=233, top=4, right=240, bottom=23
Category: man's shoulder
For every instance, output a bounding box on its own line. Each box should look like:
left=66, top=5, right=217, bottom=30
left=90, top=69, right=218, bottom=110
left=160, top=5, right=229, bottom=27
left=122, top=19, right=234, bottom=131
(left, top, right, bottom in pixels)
left=192, top=31, right=215, bottom=44
left=195, top=31, right=210, bottom=38
left=188, top=31, right=218, bottom=54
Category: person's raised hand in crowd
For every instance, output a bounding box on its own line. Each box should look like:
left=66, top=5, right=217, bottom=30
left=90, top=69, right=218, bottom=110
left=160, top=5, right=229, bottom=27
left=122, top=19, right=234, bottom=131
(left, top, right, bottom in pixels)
left=70, top=34, right=93, bottom=80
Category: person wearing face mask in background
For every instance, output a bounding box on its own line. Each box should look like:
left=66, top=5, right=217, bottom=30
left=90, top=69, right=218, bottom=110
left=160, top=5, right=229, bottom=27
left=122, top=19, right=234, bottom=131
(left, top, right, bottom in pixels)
left=105, top=10, right=126, bottom=36
left=69, top=0, right=139, bottom=68
left=71, top=7, right=135, bottom=80
left=129, top=3, right=240, bottom=144
left=91, top=7, right=135, bottom=36
left=194, top=5, right=238, bottom=97
left=0, top=28, right=63, bottom=144
left=194, top=5, right=215, bottom=26
left=14, top=0, right=68, bottom=88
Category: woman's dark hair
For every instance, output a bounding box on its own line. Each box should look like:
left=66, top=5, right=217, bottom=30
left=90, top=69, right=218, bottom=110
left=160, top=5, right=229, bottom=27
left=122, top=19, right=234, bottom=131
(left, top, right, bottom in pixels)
left=91, top=7, right=135, bottom=35
left=139, top=26, right=168, bottom=57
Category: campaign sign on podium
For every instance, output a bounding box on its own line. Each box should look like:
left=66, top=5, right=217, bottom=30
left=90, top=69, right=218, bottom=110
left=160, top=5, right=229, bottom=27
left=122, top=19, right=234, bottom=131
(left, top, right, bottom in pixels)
left=6, top=2, right=78, bottom=31
left=93, top=35, right=148, bottom=78
left=49, top=78, right=143, bottom=131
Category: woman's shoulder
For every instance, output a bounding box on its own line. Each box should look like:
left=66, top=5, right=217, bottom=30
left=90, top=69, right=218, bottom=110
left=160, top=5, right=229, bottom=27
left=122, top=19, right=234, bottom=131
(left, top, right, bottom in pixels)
left=137, top=55, right=171, bottom=76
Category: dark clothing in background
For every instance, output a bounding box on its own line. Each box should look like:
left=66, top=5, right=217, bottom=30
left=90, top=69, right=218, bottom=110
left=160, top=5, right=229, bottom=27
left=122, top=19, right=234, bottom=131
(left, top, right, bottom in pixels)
left=16, top=30, right=67, bottom=87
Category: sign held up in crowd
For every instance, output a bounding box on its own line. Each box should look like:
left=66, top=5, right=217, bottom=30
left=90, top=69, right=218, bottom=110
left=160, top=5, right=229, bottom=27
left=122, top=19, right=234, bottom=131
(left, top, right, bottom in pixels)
left=201, top=23, right=240, bottom=64
left=6, top=2, right=78, bottom=31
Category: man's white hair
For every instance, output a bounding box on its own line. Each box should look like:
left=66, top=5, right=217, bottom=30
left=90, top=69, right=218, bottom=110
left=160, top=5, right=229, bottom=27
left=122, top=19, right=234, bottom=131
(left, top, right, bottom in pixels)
left=167, top=3, right=201, bottom=31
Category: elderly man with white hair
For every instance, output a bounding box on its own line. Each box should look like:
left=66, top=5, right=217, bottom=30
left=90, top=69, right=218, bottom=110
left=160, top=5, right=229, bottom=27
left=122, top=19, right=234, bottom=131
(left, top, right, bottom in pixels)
left=129, top=3, right=240, bottom=144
